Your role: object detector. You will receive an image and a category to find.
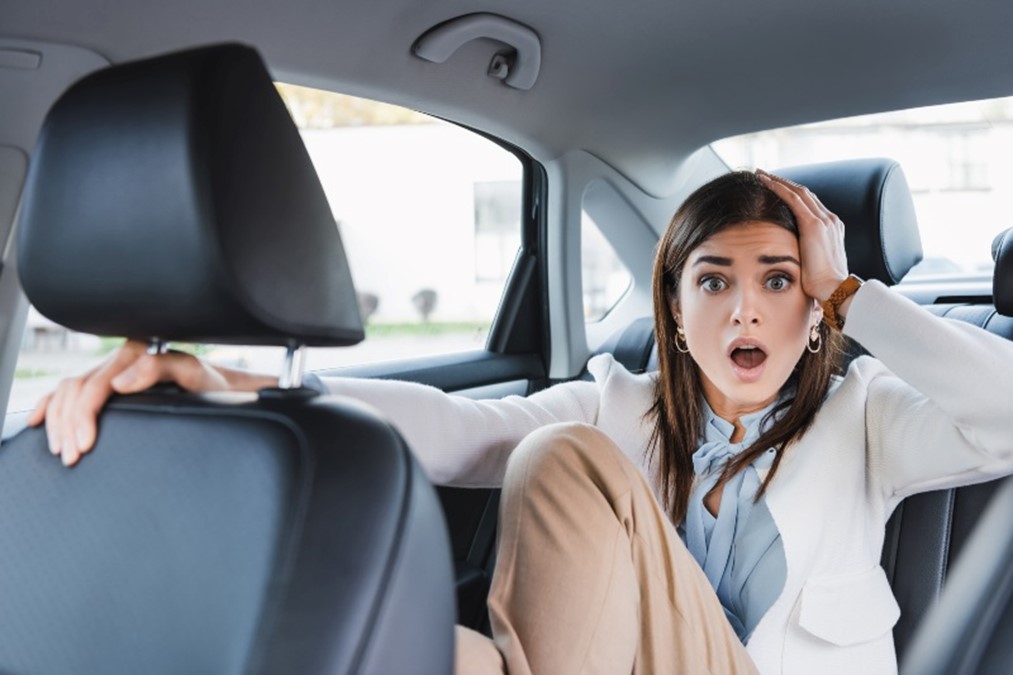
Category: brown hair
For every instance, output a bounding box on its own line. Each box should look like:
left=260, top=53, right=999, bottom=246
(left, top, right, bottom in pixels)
left=647, top=171, right=845, bottom=524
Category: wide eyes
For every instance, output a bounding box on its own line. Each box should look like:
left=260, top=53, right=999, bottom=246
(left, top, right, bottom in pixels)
left=698, top=272, right=793, bottom=293
left=765, top=273, right=792, bottom=291
left=702, top=276, right=727, bottom=292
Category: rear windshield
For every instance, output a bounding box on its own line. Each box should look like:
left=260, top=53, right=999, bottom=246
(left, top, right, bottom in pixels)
left=711, top=96, right=1013, bottom=281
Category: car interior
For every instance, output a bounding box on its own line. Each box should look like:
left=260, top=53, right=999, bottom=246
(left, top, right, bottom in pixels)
left=0, top=1, right=1011, bottom=674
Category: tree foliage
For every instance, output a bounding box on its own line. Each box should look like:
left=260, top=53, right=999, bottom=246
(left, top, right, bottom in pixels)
left=276, top=82, right=433, bottom=129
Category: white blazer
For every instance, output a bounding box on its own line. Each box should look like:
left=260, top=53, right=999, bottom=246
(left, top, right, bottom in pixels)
left=321, top=280, right=1013, bottom=674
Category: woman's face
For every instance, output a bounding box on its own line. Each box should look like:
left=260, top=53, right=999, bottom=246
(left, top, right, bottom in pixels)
left=675, top=220, right=822, bottom=417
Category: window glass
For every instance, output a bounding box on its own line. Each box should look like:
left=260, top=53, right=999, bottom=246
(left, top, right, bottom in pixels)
left=475, top=181, right=523, bottom=282
left=582, top=211, right=632, bottom=321
left=7, top=85, right=523, bottom=413
left=12, top=311, right=110, bottom=415
left=711, top=96, right=1013, bottom=279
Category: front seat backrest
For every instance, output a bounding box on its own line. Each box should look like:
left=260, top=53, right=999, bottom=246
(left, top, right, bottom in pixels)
left=0, top=43, right=454, bottom=675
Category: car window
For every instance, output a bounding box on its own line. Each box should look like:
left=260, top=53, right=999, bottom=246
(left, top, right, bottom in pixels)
left=711, top=95, right=1013, bottom=280
left=582, top=210, right=632, bottom=321
left=7, top=85, right=523, bottom=413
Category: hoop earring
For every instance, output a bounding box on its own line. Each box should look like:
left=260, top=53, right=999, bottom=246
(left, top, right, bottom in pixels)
left=807, top=324, right=822, bottom=354
left=675, top=325, right=690, bottom=354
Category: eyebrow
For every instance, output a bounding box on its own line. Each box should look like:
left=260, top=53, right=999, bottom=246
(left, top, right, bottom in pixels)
left=693, top=255, right=732, bottom=266
left=692, top=254, right=800, bottom=267
left=758, top=255, right=800, bottom=266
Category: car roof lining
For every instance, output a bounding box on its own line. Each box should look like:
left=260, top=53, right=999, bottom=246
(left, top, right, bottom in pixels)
left=5, top=0, right=1013, bottom=196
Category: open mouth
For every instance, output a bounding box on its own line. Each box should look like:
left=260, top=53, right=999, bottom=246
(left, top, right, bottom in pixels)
left=728, top=341, right=768, bottom=382
left=730, top=346, right=767, bottom=369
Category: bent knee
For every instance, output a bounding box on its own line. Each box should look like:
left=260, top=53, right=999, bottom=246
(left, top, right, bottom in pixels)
left=505, top=422, right=632, bottom=491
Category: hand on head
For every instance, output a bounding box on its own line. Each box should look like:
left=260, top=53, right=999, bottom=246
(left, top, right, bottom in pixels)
left=26, top=340, right=270, bottom=467
left=755, top=170, right=850, bottom=302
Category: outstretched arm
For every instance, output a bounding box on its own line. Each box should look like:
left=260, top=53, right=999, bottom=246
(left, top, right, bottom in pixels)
left=29, top=340, right=603, bottom=486
left=318, top=374, right=601, bottom=486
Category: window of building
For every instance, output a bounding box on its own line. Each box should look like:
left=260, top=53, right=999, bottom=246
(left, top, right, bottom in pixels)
left=474, top=181, right=522, bottom=283
left=942, top=130, right=989, bottom=192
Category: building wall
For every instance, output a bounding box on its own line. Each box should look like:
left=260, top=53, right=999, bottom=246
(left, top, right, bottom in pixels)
left=302, top=123, right=523, bottom=323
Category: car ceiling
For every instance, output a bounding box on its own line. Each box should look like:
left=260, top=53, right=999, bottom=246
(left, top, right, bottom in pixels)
left=4, top=0, right=1013, bottom=195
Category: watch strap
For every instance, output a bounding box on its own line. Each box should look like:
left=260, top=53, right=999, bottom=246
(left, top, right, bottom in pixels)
left=822, top=274, right=863, bottom=331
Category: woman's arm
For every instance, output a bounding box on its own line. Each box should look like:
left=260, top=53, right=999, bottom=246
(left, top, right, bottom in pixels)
left=30, top=340, right=603, bottom=485
left=317, top=375, right=601, bottom=487
left=755, top=170, right=1013, bottom=504
left=843, top=280, right=1013, bottom=502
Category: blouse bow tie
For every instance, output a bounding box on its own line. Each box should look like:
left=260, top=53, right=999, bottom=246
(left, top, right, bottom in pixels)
left=685, top=416, right=777, bottom=591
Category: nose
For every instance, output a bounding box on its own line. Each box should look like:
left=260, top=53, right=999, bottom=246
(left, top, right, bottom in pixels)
left=731, top=285, right=762, bottom=326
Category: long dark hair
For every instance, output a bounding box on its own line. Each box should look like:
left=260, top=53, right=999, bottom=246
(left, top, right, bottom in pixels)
left=647, top=171, right=844, bottom=524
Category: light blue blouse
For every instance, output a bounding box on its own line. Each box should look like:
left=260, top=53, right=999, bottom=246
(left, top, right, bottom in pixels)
left=680, top=399, right=787, bottom=644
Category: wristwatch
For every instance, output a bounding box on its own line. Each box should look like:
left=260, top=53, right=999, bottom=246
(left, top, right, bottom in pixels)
left=822, top=274, right=863, bottom=331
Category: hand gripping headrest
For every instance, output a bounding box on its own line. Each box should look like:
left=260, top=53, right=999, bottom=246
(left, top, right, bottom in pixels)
left=992, top=228, right=1013, bottom=316
left=778, top=158, right=923, bottom=285
left=17, top=43, right=363, bottom=346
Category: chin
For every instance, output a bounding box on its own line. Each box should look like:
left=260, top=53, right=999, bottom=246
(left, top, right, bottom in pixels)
left=712, top=368, right=793, bottom=409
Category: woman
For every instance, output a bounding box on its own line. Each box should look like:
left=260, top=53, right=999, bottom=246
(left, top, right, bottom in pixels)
left=31, top=171, right=1013, bottom=674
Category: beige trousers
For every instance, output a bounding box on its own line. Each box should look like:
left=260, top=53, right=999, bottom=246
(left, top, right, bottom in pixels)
left=455, top=422, right=759, bottom=675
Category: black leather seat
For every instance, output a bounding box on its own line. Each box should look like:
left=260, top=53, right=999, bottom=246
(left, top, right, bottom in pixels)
left=856, top=218, right=1012, bottom=664
left=595, top=158, right=1011, bottom=662
left=900, top=478, right=1013, bottom=675
left=899, top=229, right=1013, bottom=675
left=0, top=44, right=454, bottom=675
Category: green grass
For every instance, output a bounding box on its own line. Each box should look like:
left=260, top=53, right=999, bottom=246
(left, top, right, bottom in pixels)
left=167, top=343, right=216, bottom=357
left=365, top=321, right=488, bottom=338
left=14, top=367, right=53, bottom=379
left=89, top=324, right=487, bottom=357
left=97, top=337, right=126, bottom=355
left=96, top=337, right=215, bottom=357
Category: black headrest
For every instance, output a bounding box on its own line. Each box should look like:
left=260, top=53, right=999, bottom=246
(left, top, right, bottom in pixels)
left=992, top=228, right=1013, bottom=316
left=778, top=158, right=923, bottom=285
left=17, top=43, right=363, bottom=347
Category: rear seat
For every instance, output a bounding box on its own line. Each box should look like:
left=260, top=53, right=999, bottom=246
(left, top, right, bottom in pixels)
left=595, top=158, right=1012, bottom=660
left=885, top=301, right=1011, bottom=660
left=900, top=228, right=1013, bottom=674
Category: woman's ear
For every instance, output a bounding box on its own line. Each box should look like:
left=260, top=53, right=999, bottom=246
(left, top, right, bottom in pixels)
left=670, top=299, right=681, bottom=325
left=810, top=297, right=824, bottom=328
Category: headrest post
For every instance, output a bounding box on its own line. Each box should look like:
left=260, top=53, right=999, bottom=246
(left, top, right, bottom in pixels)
left=278, top=343, right=306, bottom=389
left=147, top=339, right=168, bottom=355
